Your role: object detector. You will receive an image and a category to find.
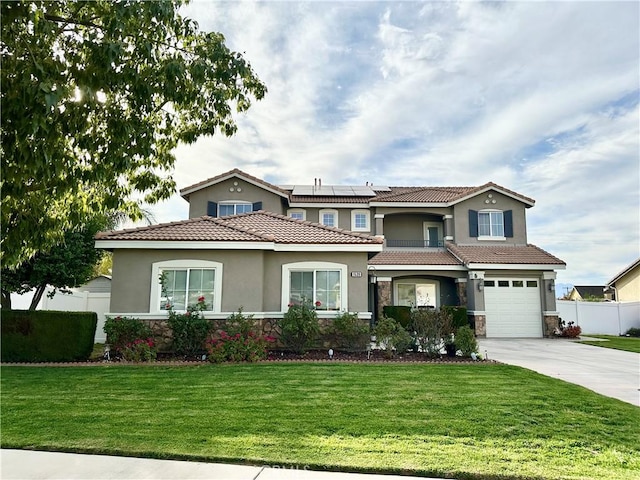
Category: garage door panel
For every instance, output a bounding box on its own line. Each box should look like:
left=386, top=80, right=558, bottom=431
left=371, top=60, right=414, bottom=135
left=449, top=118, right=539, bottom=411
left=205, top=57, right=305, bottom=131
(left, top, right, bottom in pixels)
left=485, top=278, right=542, bottom=338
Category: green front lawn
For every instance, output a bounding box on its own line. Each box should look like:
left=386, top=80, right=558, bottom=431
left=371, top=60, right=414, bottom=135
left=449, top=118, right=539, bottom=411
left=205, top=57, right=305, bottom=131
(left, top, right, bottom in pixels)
left=578, top=335, right=640, bottom=353
left=2, top=363, right=639, bottom=480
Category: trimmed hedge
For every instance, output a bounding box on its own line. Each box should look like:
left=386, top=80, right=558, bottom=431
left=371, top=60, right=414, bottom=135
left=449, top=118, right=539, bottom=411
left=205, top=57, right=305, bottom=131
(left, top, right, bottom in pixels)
left=1, top=310, right=97, bottom=362
left=441, top=305, right=469, bottom=329
left=382, top=306, right=412, bottom=328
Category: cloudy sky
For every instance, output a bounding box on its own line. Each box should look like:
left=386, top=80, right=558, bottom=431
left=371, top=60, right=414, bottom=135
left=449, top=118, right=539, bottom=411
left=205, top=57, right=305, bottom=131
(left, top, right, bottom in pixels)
left=152, top=0, right=639, bottom=292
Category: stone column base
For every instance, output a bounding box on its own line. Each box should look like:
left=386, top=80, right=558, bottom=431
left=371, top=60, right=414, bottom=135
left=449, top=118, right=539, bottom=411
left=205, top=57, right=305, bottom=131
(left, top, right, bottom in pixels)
left=469, top=314, right=486, bottom=338
left=543, top=315, right=560, bottom=338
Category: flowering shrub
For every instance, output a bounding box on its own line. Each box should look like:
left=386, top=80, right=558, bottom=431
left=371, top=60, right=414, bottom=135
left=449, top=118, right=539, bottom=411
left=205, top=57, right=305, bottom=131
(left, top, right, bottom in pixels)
left=121, top=337, right=157, bottom=362
left=206, top=330, right=275, bottom=363
left=555, top=319, right=582, bottom=338
left=166, top=296, right=211, bottom=357
left=104, top=316, right=153, bottom=358
left=279, top=298, right=320, bottom=353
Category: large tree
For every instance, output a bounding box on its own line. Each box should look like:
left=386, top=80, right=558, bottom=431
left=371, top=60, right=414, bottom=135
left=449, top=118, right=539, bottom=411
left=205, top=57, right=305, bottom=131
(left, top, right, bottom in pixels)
left=1, top=1, right=266, bottom=268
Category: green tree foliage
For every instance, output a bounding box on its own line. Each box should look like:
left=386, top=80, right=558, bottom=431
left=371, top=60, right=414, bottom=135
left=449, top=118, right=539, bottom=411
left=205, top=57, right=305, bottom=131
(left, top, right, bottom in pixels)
left=1, top=221, right=104, bottom=310
left=1, top=1, right=266, bottom=267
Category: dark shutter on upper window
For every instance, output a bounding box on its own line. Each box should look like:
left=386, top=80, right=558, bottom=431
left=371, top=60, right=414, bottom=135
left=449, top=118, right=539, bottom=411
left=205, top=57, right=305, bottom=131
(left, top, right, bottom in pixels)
left=207, top=201, right=218, bottom=217
left=252, top=201, right=263, bottom=212
left=469, top=210, right=479, bottom=237
left=504, top=210, right=513, bottom=238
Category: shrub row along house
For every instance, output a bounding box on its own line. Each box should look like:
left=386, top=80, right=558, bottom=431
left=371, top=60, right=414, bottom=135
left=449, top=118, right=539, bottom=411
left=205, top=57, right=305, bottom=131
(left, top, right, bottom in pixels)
left=95, top=168, right=566, bottom=339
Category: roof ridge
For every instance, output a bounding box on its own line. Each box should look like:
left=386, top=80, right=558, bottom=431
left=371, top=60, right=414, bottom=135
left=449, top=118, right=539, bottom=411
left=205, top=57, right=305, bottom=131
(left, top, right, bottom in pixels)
left=179, top=168, right=289, bottom=197
left=95, top=216, right=228, bottom=239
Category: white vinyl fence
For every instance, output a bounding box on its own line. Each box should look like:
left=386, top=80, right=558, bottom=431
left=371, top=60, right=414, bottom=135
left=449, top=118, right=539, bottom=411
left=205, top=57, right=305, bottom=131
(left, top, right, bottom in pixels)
left=42, top=290, right=111, bottom=343
left=557, top=300, right=640, bottom=335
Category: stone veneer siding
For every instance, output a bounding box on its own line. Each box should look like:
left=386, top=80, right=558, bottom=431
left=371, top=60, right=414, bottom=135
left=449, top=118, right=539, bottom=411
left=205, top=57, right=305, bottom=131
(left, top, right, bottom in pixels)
left=376, top=280, right=391, bottom=321
left=543, top=314, right=561, bottom=338
left=470, top=314, right=486, bottom=337
left=133, top=317, right=368, bottom=352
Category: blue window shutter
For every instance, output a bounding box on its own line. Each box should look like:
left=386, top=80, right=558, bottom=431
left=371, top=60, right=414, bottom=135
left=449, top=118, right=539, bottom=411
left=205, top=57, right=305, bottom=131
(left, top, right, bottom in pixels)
left=504, top=210, right=513, bottom=237
left=469, top=210, right=478, bottom=237
left=252, top=201, right=262, bottom=211
left=207, top=201, right=217, bottom=217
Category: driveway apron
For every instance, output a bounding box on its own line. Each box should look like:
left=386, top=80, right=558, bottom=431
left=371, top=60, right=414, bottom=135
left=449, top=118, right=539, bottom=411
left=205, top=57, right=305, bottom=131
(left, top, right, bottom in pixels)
left=477, top=338, right=640, bottom=406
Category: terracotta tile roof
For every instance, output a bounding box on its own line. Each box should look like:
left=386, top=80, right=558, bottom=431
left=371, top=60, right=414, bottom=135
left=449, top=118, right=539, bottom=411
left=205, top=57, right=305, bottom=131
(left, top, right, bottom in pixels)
left=180, top=168, right=289, bottom=198
left=96, top=212, right=383, bottom=245
left=221, top=211, right=382, bottom=244
left=446, top=243, right=566, bottom=266
left=372, top=187, right=474, bottom=203
left=368, top=250, right=463, bottom=266
left=95, top=217, right=274, bottom=242
left=371, top=182, right=535, bottom=205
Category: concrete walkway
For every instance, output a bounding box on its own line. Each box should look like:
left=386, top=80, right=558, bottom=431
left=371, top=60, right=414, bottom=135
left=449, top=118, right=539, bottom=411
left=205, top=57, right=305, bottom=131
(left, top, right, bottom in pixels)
left=477, top=338, right=640, bottom=406
left=0, top=450, right=443, bottom=480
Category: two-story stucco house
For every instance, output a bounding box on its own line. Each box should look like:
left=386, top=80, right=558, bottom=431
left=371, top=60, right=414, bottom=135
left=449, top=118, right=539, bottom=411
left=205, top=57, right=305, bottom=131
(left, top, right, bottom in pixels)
left=95, top=168, right=566, bottom=338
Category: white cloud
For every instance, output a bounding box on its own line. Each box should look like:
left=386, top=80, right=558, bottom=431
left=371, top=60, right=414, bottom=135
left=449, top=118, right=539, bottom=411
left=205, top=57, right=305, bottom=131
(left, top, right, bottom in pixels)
left=150, top=0, right=640, bottom=286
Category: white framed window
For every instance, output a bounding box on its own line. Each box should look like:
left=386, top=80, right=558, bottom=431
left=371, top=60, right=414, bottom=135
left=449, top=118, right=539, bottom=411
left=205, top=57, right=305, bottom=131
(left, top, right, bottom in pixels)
left=150, top=260, right=223, bottom=313
left=351, top=210, right=370, bottom=232
left=219, top=201, right=253, bottom=217
left=395, top=280, right=438, bottom=308
left=287, top=209, right=306, bottom=221
left=478, top=210, right=505, bottom=239
left=319, top=209, right=338, bottom=227
left=282, top=262, right=348, bottom=311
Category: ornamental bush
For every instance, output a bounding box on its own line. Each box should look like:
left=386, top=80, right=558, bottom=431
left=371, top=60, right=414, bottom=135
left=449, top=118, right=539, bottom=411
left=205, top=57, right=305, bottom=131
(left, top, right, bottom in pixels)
left=374, top=317, right=413, bottom=358
left=279, top=299, right=321, bottom=353
left=206, top=331, right=274, bottom=363
left=329, top=311, right=370, bottom=351
left=121, top=337, right=157, bottom=362
left=167, top=297, right=211, bottom=357
left=455, top=325, right=478, bottom=357
left=104, top=316, right=152, bottom=354
left=410, top=308, right=453, bottom=357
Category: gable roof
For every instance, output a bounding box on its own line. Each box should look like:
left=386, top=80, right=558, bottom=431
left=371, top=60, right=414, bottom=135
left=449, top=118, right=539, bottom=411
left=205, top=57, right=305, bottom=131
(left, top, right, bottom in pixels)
left=370, top=182, right=535, bottom=207
left=95, top=211, right=383, bottom=250
left=446, top=243, right=566, bottom=268
left=180, top=168, right=289, bottom=200
left=607, top=258, right=640, bottom=286
left=572, top=286, right=607, bottom=298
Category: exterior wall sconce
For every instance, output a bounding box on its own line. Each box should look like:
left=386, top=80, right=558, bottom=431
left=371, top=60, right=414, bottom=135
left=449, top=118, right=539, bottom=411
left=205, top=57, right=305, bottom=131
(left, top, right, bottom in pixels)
left=548, top=281, right=555, bottom=292
left=477, top=280, right=484, bottom=292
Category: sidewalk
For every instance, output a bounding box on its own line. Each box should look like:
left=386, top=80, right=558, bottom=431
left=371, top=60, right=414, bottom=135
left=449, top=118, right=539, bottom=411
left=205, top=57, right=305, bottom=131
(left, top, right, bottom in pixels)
left=0, top=450, right=444, bottom=480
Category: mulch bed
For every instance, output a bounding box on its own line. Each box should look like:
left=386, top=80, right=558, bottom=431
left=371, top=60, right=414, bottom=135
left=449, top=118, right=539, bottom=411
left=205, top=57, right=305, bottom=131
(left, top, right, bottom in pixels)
left=2, top=349, right=496, bottom=366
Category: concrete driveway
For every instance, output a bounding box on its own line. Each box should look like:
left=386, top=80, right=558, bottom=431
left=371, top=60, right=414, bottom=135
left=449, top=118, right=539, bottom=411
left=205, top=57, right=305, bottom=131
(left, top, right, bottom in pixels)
left=477, top=338, right=640, bottom=406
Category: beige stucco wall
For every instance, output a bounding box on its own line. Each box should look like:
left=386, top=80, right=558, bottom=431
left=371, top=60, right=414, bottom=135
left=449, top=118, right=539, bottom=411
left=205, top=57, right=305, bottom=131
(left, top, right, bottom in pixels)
left=110, top=249, right=266, bottom=313
left=262, top=251, right=370, bottom=312
left=186, top=178, right=286, bottom=218
left=453, top=192, right=528, bottom=244
left=615, top=263, right=640, bottom=301
left=381, top=213, right=444, bottom=243
left=295, top=207, right=357, bottom=231
left=110, top=249, right=370, bottom=314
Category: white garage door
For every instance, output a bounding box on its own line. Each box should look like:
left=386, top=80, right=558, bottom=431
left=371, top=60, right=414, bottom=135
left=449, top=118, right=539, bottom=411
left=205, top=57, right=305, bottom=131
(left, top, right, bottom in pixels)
left=484, top=278, right=542, bottom=338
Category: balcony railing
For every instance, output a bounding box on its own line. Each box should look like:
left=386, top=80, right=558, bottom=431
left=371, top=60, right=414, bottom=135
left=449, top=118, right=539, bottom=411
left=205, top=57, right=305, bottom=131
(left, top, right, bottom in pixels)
left=386, top=239, right=444, bottom=248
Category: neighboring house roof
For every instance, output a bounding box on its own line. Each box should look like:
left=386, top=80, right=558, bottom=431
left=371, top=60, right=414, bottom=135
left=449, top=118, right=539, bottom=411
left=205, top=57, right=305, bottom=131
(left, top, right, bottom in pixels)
left=446, top=243, right=566, bottom=268
left=368, top=250, right=463, bottom=266
left=607, top=258, right=640, bottom=286
left=180, top=168, right=290, bottom=200
left=95, top=211, right=383, bottom=249
left=572, top=286, right=607, bottom=298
